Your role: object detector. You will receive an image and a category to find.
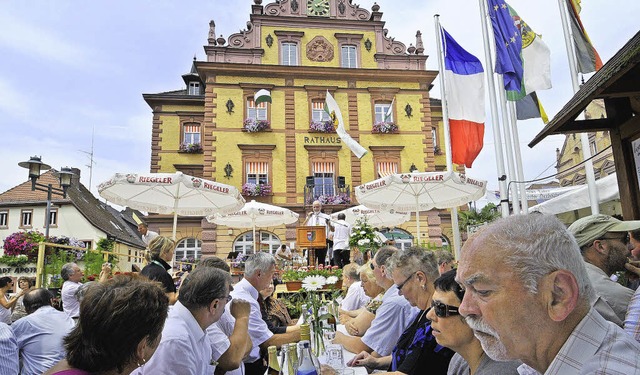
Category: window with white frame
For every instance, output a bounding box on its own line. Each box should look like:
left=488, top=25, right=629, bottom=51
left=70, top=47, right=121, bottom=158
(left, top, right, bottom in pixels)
left=432, top=127, right=439, bottom=150
left=313, top=161, right=335, bottom=196
left=246, top=161, right=269, bottom=185
left=175, top=238, right=202, bottom=261
left=0, top=211, right=7, bottom=228
left=20, top=210, right=32, bottom=228
left=183, top=124, right=201, bottom=145
left=341, top=45, right=357, bottom=68
left=82, top=240, right=93, bottom=250
left=233, top=231, right=281, bottom=254
left=47, top=208, right=58, bottom=227
left=188, top=82, right=201, bottom=95
left=247, top=98, right=268, bottom=120
left=312, top=100, right=331, bottom=122
left=282, top=42, right=298, bottom=66
left=376, top=161, right=398, bottom=178
left=374, top=103, right=392, bottom=122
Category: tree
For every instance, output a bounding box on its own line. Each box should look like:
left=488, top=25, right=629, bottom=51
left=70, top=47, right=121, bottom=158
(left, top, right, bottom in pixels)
left=458, top=203, right=501, bottom=233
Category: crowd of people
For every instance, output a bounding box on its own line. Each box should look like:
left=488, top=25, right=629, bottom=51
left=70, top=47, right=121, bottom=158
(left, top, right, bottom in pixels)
left=2, top=213, right=640, bottom=374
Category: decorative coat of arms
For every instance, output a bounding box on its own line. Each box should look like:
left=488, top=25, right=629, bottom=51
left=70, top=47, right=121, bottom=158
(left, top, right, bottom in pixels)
left=306, top=36, right=334, bottom=62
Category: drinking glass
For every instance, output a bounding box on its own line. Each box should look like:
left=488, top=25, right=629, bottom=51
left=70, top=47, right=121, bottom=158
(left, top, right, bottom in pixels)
left=325, top=344, right=344, bottom=370
left=323, top=327, right=336, bottom=342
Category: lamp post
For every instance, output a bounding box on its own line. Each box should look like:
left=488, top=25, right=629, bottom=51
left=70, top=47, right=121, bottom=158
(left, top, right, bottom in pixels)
left=18, top=156, right=75, bottom=238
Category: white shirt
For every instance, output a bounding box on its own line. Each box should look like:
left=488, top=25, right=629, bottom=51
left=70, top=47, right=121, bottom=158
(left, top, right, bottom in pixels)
left=340, top=281, right=370, bottom=311
left=230, top=278, right=273, bottom=363
left=275, top=246, right=292, bottom=261
left=11, top=305, right=75, bottom=375
left=137, top=301, right=215, bottom=375
left=0, top=322, right=18, bottom=375
left=207, top=310, right=244, bottom=375
left=0, top=296, right=11, bottom=324
left=142, top=230, right=159, bottom=245
left=361, top=285, right=419, bottom=356
left=310, top=212, right=331, bottom=236
left=332, top=220, right=351, bottom=250
left=61, top=280, right=82, bottom=318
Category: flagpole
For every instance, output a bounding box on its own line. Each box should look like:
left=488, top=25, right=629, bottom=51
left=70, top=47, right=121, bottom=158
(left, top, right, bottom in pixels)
left=557, top=0, right=599, bottom=214
left=496, top=74, right=521, bottom=215
left=508, top=101, right=529, bottom=214
left=479, top=0, right=510, bottom=217
left=433, top=15, right=462, bottom=258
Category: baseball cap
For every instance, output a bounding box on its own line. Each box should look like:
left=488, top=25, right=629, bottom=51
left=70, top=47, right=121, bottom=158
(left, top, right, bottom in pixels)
left=568, top=214, right=640, bottom=247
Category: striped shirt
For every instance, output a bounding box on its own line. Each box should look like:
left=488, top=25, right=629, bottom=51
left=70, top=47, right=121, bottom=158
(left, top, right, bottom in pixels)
left=517, top=308, right=640, bottom=374
left=0, top=322, right=19, bottom=375
left=624, top=285, right=640, bottom=342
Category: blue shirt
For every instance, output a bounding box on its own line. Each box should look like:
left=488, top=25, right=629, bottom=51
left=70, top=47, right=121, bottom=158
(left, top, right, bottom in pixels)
left=0, top=322, right=18, bottom=375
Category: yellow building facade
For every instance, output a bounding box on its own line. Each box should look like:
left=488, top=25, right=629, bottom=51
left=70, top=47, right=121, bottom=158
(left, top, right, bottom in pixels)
left=143, top=0, right=451, bottom=259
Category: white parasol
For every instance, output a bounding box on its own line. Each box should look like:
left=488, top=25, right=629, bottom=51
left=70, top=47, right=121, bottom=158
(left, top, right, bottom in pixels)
left=98, top=171, right=244, bottom=239
left=207, top=200, right=299, bottom=251
left=331, top=205, right=411, bottom=228
left=355, top=171, right=487, bottom=242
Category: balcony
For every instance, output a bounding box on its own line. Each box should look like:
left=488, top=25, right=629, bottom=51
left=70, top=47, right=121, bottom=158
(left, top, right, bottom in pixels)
left=304, top=183, right=351, bottom=208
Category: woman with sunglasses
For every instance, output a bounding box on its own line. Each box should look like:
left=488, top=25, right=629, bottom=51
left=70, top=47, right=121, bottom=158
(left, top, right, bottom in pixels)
left=348, top=248, right=454, bottom=374
left=428, top=270, right=520, bottom=375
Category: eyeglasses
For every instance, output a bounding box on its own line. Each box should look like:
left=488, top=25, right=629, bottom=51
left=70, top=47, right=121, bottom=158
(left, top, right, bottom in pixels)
left=600, top=233, right=630, bottom=245
left=397, top=271, right=417, bottom=291
left=431, top=301, right=460, bottom=318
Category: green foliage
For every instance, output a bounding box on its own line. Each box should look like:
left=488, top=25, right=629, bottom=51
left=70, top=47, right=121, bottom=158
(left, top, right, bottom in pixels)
left=281, top=265, right=342, bottom=281
left=44, top=251, right=76, bottom=288
left=0, top=255, right=30, bottom=267
left=97, top=238, right=115, bottom=252
left=458, top=203, right=501, bottom=232
left=349, top=218, right=383, bottom=253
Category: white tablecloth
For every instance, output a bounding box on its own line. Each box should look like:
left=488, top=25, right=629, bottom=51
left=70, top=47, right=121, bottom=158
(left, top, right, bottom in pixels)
left=317, top=325, right=368, bottom=375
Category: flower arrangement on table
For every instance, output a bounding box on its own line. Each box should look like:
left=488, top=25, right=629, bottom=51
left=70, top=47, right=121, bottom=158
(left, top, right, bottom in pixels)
left=243, top=118, right=271, bottom=132
left=179, top=142, right=203, bottom=153
left=309, top=120, right=336, bottom=133
left=281, top=264, right=343, bottom=283
left=241, top=183, right=272, bottom=197
left=312, top=193, right=351, bottom=205
left=299, top=269, right=342, bottom=355
left=349, top=217, right=384, bottom=254
left=372, top=121, right=398, bottom=134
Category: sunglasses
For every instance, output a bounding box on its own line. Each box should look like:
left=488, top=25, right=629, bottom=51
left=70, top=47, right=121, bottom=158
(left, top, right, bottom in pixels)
left=600, top=233, right=630, bottom=245
left=369, top=263, right=376, bottom=270
left=431, top=301, right=460, bottom=318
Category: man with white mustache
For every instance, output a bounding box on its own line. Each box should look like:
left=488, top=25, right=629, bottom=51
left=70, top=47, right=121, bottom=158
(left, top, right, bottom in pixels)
left=456, top=214, right=640, bottom=374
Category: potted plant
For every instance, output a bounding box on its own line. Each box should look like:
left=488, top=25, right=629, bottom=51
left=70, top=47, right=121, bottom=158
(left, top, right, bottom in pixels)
left=179, top=142, right=203, bottom=153
left=243, top=119, right=271, bottom=132
left=349, top=218, right=384, bottom=263
left=241, top=183, right=272, bottom=197
left=309, top=120, right=336, bottom=133
left=372, top=121, right=399, bottom=134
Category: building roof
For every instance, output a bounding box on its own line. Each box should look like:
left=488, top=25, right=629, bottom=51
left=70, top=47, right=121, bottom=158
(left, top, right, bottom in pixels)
left=0, top=170, right=146, bottom=249
left=529, top=31, right=640, bottom=147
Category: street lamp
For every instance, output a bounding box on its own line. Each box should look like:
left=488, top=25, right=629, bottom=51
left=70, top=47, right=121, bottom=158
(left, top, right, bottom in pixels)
left=18, top=156, right=75, bottom=238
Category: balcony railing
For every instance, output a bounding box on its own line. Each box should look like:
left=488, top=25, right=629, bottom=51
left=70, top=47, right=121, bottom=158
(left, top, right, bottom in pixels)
left=304, top=184, right=351, bottom=207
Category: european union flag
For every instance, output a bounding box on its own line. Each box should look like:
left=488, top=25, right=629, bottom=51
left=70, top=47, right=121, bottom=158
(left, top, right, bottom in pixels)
left=487, top=0, right=523, bottom=92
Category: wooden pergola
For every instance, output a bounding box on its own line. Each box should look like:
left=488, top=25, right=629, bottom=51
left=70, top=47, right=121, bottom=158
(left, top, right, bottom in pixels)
left=530, top=31, right=640, bottom=219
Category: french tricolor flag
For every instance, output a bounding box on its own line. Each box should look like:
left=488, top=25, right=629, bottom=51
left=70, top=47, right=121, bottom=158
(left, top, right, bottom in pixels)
left=442, top=28, right=485, bottom=168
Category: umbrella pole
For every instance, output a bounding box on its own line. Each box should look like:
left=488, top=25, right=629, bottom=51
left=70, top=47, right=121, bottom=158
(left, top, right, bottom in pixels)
left=253, top=224, right=256, bottom=253
left=451, top=207, right=462, bottom=259
left=172, top=212, right=178, bottom=241
left=415, top=209, right=421, bottom=246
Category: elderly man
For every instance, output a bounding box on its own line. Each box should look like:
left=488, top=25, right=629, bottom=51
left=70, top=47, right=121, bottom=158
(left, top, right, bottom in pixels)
left=0, top=322, right=18, bottom=374
left=198, top=257, right=252, bottom=375
left=334, top=246, right=418, bottom=357
left=567, top=214, right=640, bottom=326
left=11, top=288, right=75, bottom=375
left=332, top=213, right=352, bottom=268
left=231, top=252, right=299, bottom=375
left=457, top=214, right=640, bottom=374
left=304, top=200, right=332, bottom=266
left=138, top=267, right=232, bottom=374
left=61, top=262, right=109, bottom=320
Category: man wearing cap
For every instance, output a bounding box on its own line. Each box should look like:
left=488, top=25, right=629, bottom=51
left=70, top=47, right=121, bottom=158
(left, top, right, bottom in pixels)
left=568, top=214, right=640, bottom=326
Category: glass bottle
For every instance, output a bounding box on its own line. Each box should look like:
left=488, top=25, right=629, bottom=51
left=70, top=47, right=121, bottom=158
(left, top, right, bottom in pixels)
left=300, top=323, right=311, bottom=342
left=288, top=342, right=299, bottom=370
left=267, top=346, right=280, bottom=375
left=296, top=340, right=319, bottom=375
left=279, top=344, right=295, bottom=375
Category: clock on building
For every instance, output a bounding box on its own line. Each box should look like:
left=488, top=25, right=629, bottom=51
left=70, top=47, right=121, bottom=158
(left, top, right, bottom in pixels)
left=307, top=0, right=330, bottom=16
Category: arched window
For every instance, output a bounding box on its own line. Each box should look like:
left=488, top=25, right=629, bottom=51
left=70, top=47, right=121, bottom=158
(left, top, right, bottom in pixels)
left=175, top=238, right=201, bottom=261
left=379, top=228, right=414, bottom=250
left=233, top=231, right=282, bottom=254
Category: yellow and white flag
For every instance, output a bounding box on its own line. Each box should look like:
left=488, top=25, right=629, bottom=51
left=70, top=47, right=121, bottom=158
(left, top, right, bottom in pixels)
left=325, top=91, right=367, bottom=159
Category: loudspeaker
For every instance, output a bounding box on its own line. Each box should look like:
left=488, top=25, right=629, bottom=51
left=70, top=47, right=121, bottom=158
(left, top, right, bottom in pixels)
left=306, top=176, right=315, bottom=187
left=337, top=176, right=346, bottom=188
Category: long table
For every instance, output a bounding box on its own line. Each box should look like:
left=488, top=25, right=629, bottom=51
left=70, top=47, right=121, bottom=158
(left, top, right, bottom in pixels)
left=316, top=325, right=368, bottom=375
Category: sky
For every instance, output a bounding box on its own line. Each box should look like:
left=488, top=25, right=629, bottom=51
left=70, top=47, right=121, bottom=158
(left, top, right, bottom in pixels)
left=1, top=0, right=638, bottom=206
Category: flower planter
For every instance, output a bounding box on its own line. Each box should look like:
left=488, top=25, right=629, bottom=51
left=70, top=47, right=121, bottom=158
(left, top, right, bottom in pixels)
left=285, top=281, right=303, bottom=291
